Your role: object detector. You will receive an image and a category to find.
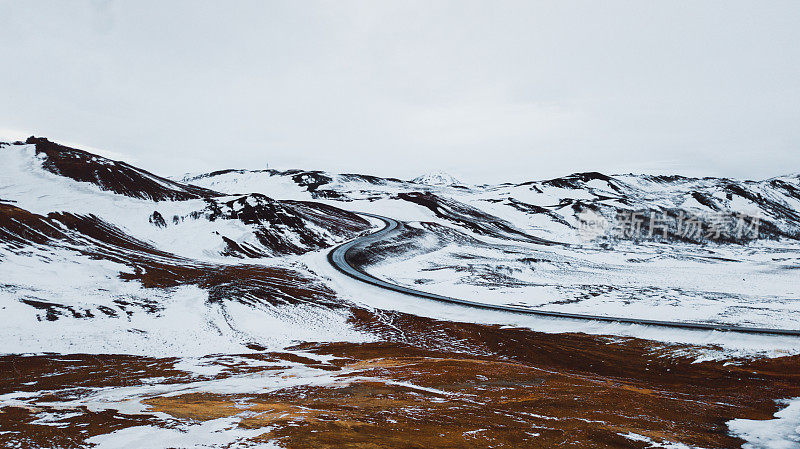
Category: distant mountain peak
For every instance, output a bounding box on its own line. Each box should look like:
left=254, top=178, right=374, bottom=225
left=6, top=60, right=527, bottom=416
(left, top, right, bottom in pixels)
left=412, top=171, right=461, bottom=186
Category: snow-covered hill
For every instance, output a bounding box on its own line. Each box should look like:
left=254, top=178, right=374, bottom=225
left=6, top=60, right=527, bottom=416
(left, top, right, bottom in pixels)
left=0, top=138, right=373, bottom=355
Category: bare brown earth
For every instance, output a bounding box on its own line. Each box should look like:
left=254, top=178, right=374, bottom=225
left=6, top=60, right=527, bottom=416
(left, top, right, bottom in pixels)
left=1, top=310, right=799, bottom=448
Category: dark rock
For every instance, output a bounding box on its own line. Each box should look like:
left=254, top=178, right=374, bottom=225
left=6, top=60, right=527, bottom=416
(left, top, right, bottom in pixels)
left=149, top=211, right=167, bottom=228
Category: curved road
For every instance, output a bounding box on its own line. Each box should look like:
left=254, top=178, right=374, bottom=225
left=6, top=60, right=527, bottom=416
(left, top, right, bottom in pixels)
left=329, top=213, right=800, bottom=337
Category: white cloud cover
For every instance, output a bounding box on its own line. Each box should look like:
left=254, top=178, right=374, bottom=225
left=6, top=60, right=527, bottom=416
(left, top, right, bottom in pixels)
left=1, top=0, right=799, bottom=182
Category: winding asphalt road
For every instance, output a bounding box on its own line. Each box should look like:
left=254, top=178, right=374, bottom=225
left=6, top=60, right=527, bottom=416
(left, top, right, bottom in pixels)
left=328, top=213, right=800, bottom=337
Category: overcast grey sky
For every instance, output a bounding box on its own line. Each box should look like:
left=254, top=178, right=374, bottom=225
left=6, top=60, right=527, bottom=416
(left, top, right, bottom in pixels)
left=2, top=1, right=799, bottom=183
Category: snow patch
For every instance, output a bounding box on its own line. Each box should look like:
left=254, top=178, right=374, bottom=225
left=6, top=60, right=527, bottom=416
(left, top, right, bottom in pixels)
left=620, top=432, right=703, bottom=448
left=728, top=398, right=800, bottom=449
left=86, top=417, right=279, bottom=449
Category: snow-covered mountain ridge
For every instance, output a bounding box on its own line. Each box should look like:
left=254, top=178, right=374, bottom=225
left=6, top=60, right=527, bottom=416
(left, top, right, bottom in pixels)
left=185, top=164, right=800, bottom=244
